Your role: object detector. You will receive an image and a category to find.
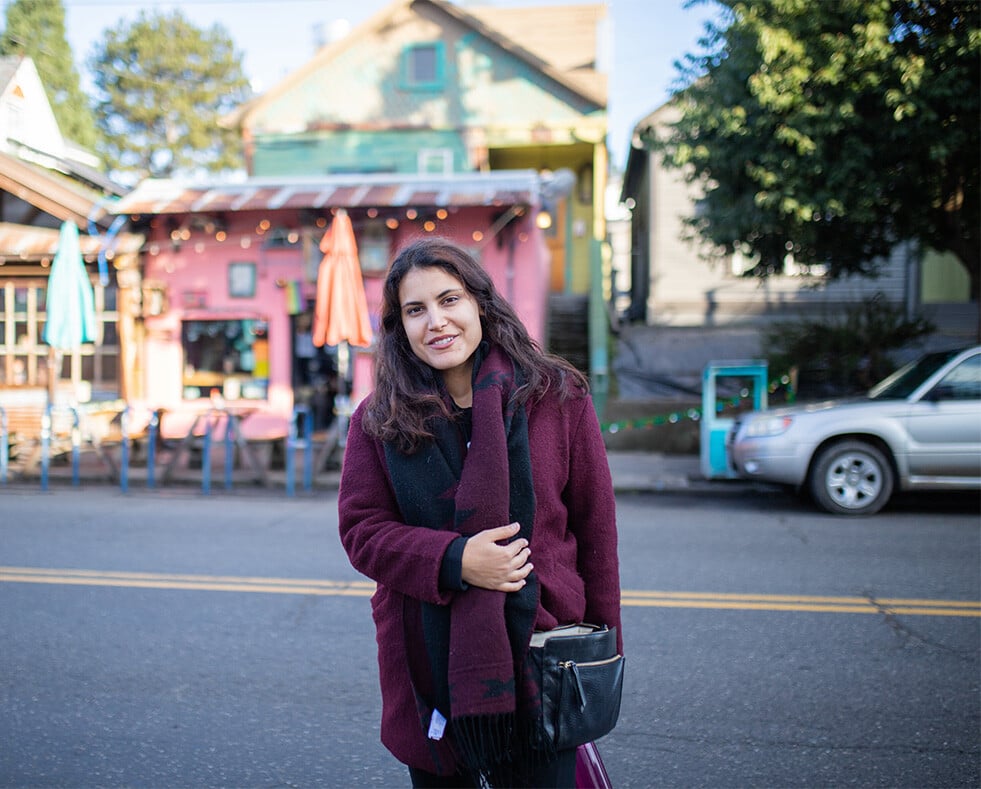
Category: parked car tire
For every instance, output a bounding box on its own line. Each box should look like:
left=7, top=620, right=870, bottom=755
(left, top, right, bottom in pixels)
left=808, top=440, right=894, bottom=516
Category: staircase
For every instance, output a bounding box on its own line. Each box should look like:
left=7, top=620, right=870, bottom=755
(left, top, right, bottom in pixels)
left=546, top=293, right=590, bottom=374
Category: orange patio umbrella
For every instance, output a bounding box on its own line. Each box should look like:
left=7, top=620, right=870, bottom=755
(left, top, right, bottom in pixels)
left=312, top=209, right=373, bottom=350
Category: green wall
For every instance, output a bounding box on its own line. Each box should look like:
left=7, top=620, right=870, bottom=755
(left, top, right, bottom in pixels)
left=252, top=130, right=469, bottom=176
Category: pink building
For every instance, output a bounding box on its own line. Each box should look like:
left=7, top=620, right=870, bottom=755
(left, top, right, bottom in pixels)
left=111, top=171, right=552, bottom=441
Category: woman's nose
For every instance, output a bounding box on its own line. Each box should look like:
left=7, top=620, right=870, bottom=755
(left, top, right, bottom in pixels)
left=428, top=309, right=447, bottom=329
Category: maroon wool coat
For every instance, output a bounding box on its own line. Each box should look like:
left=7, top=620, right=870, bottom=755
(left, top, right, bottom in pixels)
left=337, top=386, right=622, bottom=774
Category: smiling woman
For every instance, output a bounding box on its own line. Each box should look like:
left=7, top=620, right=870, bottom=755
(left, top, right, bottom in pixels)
left=337, top=237, right=622, bottom=788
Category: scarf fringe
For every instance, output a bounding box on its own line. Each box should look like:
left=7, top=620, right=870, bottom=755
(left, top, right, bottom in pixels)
left=452, top=713, right=514, bottom=775
left=451, top=710, right=558, bottom=787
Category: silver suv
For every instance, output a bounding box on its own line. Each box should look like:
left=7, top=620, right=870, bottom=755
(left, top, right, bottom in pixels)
left=729, top=346, right=981, bottom=515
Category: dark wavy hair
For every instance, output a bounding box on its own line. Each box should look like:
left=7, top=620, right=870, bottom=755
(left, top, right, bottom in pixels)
left=361, top=236, right=588, bottom=452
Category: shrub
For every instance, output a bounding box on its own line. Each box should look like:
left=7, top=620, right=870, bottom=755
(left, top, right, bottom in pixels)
left=764, top=294, right=934, bottom=399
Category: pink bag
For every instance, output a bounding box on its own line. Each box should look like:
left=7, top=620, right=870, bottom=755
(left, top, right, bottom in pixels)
left=575, top=741, right=613, bottom=788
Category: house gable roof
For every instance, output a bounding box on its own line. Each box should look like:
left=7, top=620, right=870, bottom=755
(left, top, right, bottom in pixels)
left=465, top=3, right=606, bottom=99
left=0, top=150, right=118, bottom=230
left=229, top=0, right=605, bottom=130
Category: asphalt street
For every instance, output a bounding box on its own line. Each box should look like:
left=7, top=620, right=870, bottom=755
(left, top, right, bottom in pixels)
left=1, top=485, right=978, bottom=788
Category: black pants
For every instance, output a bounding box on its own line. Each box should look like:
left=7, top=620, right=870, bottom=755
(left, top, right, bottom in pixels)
left=408, top=747, right=577, bottom=788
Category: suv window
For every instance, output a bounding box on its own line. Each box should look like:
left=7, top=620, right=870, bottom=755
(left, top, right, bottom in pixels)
left=869, top=349, right=962, bottom=400
left=930, top=354, right=981, bottom=401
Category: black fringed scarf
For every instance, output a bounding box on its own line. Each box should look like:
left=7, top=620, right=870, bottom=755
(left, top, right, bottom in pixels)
left=384, top=343, right=543, bottom=779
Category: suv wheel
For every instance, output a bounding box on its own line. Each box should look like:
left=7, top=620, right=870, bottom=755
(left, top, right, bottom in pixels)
left=808, top=440, right=894, bottom=516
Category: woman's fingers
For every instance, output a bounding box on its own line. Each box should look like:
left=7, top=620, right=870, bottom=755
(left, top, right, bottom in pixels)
left=460, top=523, right=533, bottom=591
left=483, top=522, right=521, bottom=544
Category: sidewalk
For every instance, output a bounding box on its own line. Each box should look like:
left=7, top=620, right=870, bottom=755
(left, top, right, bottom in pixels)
left=604, top=451, right=754, bottom=494
left=1, top=449, right=755, bottom=495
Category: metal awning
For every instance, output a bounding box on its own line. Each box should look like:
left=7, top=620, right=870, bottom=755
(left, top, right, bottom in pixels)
left=110, top=170, right=543, bottom=216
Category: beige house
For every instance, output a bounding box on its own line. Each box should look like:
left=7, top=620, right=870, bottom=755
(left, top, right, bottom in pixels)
left=616, top=102, right=976, bottom=399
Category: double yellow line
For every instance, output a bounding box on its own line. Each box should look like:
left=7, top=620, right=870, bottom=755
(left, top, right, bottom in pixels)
left=2, top=567, right=978, bottom=617
left=0, top=566, right=375, bottom=597
left=619, top=589, right=981, bottom=617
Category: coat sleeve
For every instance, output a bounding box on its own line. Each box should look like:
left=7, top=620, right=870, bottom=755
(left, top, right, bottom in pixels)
left=566, top=397, right=623, bottom=654
left=338, top=404, right=460, bottom=605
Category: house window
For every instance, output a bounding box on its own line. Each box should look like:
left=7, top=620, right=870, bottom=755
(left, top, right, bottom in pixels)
left=358, top=220, right=391, bottom=273
left=228, top=262, right=257, bottom=298
left=0, top=280, right=119, bottom=399
left=401, top=42, right=444, bottom=90
left=418, top=148, right=453, bottom=174
left=181, top=318, right=269, bottom=401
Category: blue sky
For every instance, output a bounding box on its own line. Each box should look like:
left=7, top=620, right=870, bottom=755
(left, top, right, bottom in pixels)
left=60, top=0, right=717, bottom=170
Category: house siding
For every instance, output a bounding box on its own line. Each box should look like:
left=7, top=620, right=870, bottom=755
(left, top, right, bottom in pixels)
left=251, top=130, right=467, bottom=176
left=248, top=11, right=599, bottom=176
left=640, top=104, right=911, bottom=328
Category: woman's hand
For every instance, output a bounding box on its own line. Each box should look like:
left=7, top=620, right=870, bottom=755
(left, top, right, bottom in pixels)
left=461, top=522, right=533, bottom=592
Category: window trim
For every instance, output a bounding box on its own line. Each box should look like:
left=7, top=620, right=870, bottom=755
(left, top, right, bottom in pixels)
left=400, top=41, right=445, bottom=91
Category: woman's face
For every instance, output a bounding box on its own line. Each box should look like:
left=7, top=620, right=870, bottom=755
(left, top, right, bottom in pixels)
left=398, top=265, right=483, bottom=394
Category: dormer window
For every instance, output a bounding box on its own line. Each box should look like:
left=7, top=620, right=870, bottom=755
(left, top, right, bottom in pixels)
left=401, top=42, right=444, bottom=90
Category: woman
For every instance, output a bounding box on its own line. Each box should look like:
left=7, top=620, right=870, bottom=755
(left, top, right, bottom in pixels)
left=338, top=238, right=621, bottom=787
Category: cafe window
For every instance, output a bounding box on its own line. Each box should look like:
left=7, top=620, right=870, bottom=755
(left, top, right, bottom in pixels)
left=181, top=318, right=269, bottom=401
left=0, top=279, right=119, bottom=399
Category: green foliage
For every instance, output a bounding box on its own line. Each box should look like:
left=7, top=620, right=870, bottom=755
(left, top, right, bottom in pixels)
left=89, top=9, right=251, bottom=182
left=650, top=0, right=980, bottom=298
left=0, top=0, right=98, bottom=148
left=763, top=293, right=935, bottom=397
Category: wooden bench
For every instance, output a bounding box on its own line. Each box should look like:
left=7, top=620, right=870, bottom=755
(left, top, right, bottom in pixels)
left=0, top=388, right=75, bottom=476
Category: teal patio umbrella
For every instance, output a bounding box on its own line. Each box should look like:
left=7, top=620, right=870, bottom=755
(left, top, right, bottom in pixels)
left=43, top=220, right=97, bottom=401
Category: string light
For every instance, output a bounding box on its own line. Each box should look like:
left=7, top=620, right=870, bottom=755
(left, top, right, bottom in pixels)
left=139, top=205, right=536, bottom=258
left=600, top=376, right=796, bottom=434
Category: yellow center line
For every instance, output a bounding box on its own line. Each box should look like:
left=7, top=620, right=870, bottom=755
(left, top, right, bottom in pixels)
left=619, top=589, right=981, bottom=616
left=1, top=567, right=978, bottom=617
left=0, top=566, right=375, bottom=597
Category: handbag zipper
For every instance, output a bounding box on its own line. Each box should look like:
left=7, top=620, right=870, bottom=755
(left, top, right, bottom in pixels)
left=559, top=655, right=621, bottom=711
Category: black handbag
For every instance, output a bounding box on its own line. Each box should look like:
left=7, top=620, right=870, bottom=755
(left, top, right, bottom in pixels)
left=527, top=623, right=625, bottom=750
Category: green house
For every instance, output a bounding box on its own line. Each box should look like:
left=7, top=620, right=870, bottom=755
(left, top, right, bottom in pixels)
left=227, top=0, right=611, bottom=400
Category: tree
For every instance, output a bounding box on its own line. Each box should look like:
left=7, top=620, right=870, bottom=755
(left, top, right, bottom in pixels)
left=89, top=10, right=251, bottom=183
left=0, top=0, right=99, bottom=149
left=648, top=0, right=980, bottom=299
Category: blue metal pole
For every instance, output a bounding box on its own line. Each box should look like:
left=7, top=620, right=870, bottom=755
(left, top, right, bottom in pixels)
left=286, top=404, right=313, bottom=497
left=201, top=417, right=212, bottom=495
left=70, top=407, right=80, bottom=486
left=303, top=419, right=313, bottom=492
left=0, top=406, right=8, bottom=485
left=40, top=404, right=51, bottom=491
left=223, top=412, right=234, bottom=490
left=119, top=407, right=130, bottom=494
left=286, top=407, right=298, bottom=497
left=146, top=410, right=158, bottom=489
